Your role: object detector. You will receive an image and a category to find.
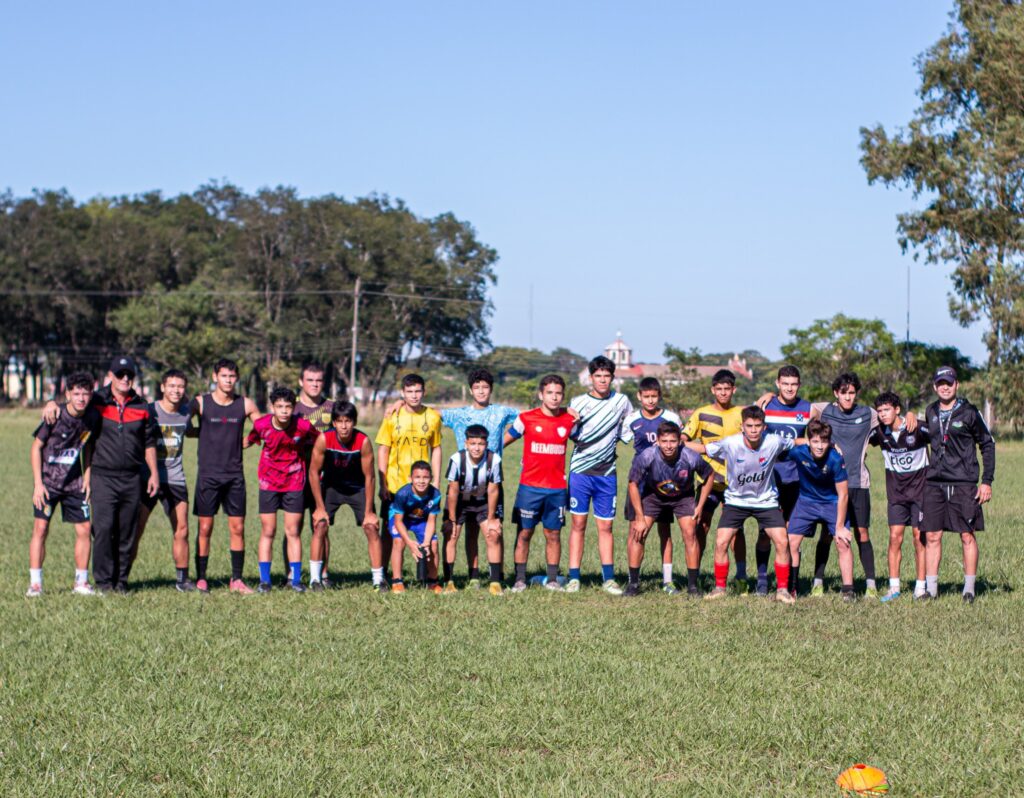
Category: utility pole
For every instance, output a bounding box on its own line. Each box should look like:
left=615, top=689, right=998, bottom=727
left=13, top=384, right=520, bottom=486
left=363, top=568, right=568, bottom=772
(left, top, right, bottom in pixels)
left=350, top=276, right=360, bottom=400
left=528, top=283, right=534, bottom=349
left=905, top=263, right=911, bottom=368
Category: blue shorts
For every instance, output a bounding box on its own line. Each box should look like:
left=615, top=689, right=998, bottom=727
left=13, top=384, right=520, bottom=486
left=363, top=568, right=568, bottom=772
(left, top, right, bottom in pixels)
left=388, top=516, right=436, bottom=544
left=787, top=498, right=846, bottom=538
left=568, top=473, right=617, bottom=520
left=513, top=486, right=567, bottom=530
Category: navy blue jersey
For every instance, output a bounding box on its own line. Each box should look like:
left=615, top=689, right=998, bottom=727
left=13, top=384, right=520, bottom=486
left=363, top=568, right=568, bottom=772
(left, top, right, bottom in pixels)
left=628, top=445, right=712, bottom=499
left=622, top=408, right=683, bottom=453
left=789, top=444, right=848, bottom=503
left=763, top=396, right=812, bottom=483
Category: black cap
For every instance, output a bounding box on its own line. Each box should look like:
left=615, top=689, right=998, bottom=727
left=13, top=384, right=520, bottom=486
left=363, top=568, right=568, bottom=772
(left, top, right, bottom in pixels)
left=109, top=355, right=137, bottom=376
left=933, top=366, right=958, bottom=385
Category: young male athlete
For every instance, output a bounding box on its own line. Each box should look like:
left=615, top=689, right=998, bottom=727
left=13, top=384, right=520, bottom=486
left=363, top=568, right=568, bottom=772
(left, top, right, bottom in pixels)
left=690, top=406, right=799, bottom=604
left=869, top=392, right=929, bottom=602
left=919, top=367, right=995, bottom=603
left=566, top=355, right=633, bottom=595
left=444, top=424, right=504, bottom=594
left=785, top=420, right=855, bottom=600
left=28, top=372, right=100, bottom=596
left=621, top=377, right=684, bottom=593
left=504, top=374, right=577, bottom=593
left=190, top=358, right=261, bottom=594
left=388, top=461, right=443, bottom=593
left=134, top=369, right=196, bottom=592
left=308, top=402, right=382, bottom=591
left=245, top=387, right=321, bottom=593
left=376, top=373, right=443, bottom=568
left=681, top=369, right=745, bottom=589
left=626, top=421, right=715, bottom=597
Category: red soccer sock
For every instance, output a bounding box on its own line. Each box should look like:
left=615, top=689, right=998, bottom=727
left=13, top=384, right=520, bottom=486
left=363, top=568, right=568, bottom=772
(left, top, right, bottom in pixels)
left=714, top=560, right=729, bottom=589
left=775, top=561, right=790, bottom=592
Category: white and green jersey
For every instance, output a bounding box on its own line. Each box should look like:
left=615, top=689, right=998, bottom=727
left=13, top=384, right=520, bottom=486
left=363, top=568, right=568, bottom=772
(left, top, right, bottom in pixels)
left=568, top=391, right=633, bottom=476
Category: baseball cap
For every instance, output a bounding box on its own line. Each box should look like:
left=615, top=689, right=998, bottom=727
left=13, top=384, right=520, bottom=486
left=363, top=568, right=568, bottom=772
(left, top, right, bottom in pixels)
left=109, top=355, right=137, bottom=376
left=933, top=366, right=957, bottom=385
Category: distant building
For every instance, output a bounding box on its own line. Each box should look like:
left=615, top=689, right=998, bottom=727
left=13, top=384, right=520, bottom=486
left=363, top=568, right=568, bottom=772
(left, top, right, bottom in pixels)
left=578, top=333, right=753, bottom=387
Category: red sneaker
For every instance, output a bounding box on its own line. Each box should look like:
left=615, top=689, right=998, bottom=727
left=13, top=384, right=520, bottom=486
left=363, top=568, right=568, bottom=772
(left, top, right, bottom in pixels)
left=229, top=579, right=254, bottom=595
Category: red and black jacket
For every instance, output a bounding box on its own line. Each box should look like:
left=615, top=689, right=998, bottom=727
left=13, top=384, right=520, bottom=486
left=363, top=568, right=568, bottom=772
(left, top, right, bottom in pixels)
left=89, top=384, right=158, bottom=474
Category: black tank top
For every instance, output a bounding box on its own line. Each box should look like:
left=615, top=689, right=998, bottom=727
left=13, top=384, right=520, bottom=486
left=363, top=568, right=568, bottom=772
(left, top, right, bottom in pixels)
left=197, top=393, right=245, bottom=477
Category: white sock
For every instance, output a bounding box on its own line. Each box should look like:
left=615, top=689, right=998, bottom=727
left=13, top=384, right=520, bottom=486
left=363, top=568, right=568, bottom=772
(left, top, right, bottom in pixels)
left=963, top=574, right=976, bottom=594
left=310, top=560, right=323, bottom=583
left=371, top=567, right=384, bottom=585
left=813, top=578, right=823, bottom=588
left=914, top=579, right=926, bottom=596
left=926, top=574, right=939, bottom=597
left=889, top=578, right=900, bottom=591
left=29, top=567, right=42, bottom=587
left=662, top=563, right=673, bottom=584
left=75, top=569, right=89, bottom=585
left=866, top=578, right=877, bottom=590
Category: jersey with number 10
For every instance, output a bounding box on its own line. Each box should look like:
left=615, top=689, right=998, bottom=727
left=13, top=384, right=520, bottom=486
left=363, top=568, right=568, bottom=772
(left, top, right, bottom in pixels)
left=508, top=408, right=575, bottom=490
left=622, top=408, right=683, bottom=454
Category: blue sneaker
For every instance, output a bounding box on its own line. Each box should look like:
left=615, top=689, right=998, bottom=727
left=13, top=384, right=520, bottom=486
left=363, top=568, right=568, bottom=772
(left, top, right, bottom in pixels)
left=880, top=589, right=901, bottom=603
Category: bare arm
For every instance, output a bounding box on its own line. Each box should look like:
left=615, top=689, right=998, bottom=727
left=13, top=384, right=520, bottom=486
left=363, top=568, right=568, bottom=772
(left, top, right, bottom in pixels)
left=447, top=480, right=460, bottom=525
left=244, top=397, right=260, bottom=423
left=430, top=445, right=442, bottom=489
left=694, top=473, right=715, bottom=519
left=31, top=439, right=48, bottom=510
left=144, top=446, right=159, bottom=497
left=487, top=482, right=499, bottom=523
left=377, top=444, right=392, bottom=501
left=308, top=436, right=328, bottom=520
left=834, top=480, right=850, bottom=542
left=361, top=438, right=378, bottom=523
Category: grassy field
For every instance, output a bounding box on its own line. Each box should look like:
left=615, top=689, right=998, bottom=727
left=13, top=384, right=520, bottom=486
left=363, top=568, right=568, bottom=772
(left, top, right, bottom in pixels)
left=1, top=408, right=1022, bottom=797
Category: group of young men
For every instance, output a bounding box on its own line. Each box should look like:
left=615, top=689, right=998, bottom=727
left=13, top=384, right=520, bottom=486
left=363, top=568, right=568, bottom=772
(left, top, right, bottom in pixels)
left=27, top=353, right=995, bottom=603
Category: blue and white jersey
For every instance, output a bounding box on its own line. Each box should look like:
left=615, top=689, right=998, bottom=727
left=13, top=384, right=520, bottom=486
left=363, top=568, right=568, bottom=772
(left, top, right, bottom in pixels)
left=621, top=408, right=683, bottom=454
left=441, top=404, right=519, bottom=453
left=568, top=391, right=633, bottom=476
left=789, top=444, right=848, bottom=504
left=763, top=396, right=812, bottom=484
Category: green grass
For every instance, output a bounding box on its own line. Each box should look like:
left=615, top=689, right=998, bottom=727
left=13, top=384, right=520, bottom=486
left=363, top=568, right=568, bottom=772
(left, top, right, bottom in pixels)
left=1, top=409, right=1022, bottom=797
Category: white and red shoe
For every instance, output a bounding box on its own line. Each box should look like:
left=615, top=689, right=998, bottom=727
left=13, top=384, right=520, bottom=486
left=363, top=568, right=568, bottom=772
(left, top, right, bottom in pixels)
left=25, top=583, right=43, bottom=598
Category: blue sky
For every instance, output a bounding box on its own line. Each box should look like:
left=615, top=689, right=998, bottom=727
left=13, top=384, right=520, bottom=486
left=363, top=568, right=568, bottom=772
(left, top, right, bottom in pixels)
left=1, top=1, right=980, bottom=365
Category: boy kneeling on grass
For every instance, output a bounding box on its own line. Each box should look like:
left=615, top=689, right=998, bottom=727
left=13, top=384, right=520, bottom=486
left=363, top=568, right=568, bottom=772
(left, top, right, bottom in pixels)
left=389, top=461, right=443, bottom=594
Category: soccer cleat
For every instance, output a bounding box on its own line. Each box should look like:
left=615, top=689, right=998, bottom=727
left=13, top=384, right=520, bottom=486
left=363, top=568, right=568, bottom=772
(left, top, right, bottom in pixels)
left=25, top=583, right=43, bottom=598
left=544, top=579, right=564, bottom=592
left=732, top=579, right=750, bottom=595
left=705, top=587, right=728, bottom=601
left=774, top=588, right=796, bottom=605
left=443, top=582, right=458, bottom=594
left=623, top=583, right=641, bottom=597
left=175, top=579, right=197, bottom=593
left=510, top=580, right=527, bottom=593
left=196, top=578, right=210, bottom=594
left=73, top=582, right=96, bottom=596
left=687, top=586, right=703, bottom=599
left=309, top=580, right=324, bottom=592
left=912, top=591, right=929, bottom=602
left=879, top=589, right=901, bottom=603
left=257, top=582, right=272, bottom=594
left=321, top=576, right=335, bottom=589
left=809, top=584, right=825, bottom=597
left=467, top=578, right=482, bottom=590
left=601, top=579, right=624, bottom=596
left=290, top=582, right=306, bottom=594
left=841, top=591, right=857, bottom=604
left=963, top=592, right=975, bottom=605
left=755, top=581, right=769, bottom=597
left=229, top=579, right=254, bottom=595
left=488, top=581, right=504, bottom=596
left=864, top=586, right=879, bottom=599
left=564, top=578, right=581, bottom=593
left=371, top=581, right=389, bottom=593
left=390, top=582, right=406, bottom=594
left=114, top=584, right=130, bottom=595
left=662, top=582, right=680, bottom=596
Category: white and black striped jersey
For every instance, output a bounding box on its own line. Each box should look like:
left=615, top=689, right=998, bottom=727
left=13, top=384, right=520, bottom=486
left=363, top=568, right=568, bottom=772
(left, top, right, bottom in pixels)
left=568, top=391, right=633, bottom=476
left=445, top=450, right=502, bottom=501
left=868, top=422, right=929, bottom=503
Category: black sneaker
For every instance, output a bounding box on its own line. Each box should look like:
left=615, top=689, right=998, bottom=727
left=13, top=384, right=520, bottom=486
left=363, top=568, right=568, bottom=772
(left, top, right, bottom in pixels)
left=841, top=590, right=857, bottom=604
left=913, top=592, right=930, bottom=602
left=114, top=584, right=130, bottom=596
left=321, top=576, right=335, bottom=589
left=176, top=579, right=197, bottom=593
left=687, top=586, right=703, bottom=599
left=290, top=582, right=306, bottom=594
left=755, top=580, right=769, bottom=597
left=623, top=583, right=641, bottom=597
left=309, top=580, right=324, bottom=592
left=257, top=582, right=272, bottom=594
left=962, top=592, right=975, bottom=605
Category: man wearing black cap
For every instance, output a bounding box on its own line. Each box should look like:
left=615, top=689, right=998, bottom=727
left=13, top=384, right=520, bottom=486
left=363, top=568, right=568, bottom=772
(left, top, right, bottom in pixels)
left=920, top=366, right=995, bottom=603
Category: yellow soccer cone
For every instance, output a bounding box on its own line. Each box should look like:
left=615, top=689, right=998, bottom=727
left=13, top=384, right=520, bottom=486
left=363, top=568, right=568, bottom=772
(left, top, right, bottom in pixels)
left=836, top=763, right=889, bottom=795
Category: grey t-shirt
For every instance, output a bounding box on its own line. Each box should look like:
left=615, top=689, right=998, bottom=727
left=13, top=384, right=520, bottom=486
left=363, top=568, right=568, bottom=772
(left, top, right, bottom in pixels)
left=813, top=402, right=878, bottom=489
left=151, top=401, right=190, bottom=486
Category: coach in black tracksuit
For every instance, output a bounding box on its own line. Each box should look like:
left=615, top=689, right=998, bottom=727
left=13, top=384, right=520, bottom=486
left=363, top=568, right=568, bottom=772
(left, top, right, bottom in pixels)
left=920, top=365, right=995, bottom=603
left=90, top=356, right=159, bottom=593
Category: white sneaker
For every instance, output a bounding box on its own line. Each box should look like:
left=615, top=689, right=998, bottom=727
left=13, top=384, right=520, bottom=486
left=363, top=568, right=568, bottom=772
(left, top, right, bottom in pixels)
left=564, top=578, right=581, bottom=593
left=25, top=583, right=42, bottom=598
left=73, top=582, right=96, bottom=596
left=601, top=579, right=624, bottom=596
left=544, top=579, right=564, bottom=592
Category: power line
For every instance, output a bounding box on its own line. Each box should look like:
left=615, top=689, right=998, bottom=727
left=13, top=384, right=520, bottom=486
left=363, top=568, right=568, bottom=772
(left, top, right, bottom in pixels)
left=0, top=287, right=487, bottom=305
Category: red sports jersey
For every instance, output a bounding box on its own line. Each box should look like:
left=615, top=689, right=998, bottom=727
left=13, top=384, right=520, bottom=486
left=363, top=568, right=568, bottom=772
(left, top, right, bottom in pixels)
left=322, top=428, right=368, bottom=493
left=248, top=415, right=321, bottom=492
left=510, top=407, right=574, bottom=490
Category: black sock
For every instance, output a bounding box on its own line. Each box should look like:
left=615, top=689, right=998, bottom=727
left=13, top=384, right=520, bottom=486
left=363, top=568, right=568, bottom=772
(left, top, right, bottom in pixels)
left=281, top=538, right=288, bottom=573
left=196, top=555, right=208, bottom=582
left=489, top=563, right=502, bottom=582
left=176, top=567, right=188, bottom=583
left=687, top=568, right=700, bottom=591
left=546, top=563, right=559, bottom=581
left=443, top=559, right=454, bottom=582
left=230, top=549, right=244, bottom=581
left=858, top=540, right=876, bottom=581
left=515, top=563, right=527, bottom=583
left=628, top=566, right=640, bottom=586
left=813, top=533, right=831, bottom=581
left=469, top=566, right=480, bottom=580
left=841, top=583, right=854, bottom=595
left=789, top=562, right=800, bottom=594
left=755, top=543, right=770, bottom=579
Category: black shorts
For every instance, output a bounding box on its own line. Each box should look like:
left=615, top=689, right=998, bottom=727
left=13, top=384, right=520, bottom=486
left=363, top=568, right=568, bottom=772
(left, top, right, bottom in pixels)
left=258, top=489, right=305, bottom=514
left=454, top=486, right=504, bottom=526
left=777, top=480, right=801, bottom=522
left=718, top=504, right=786, bottom=531
left=641, top=493, right=695, bottom=521
left=325, top=488, right=367, bottom=526
left=624, top=500, right=673, bottom=524
left=33, top=488, right=90, bottom=524
left=846, top=488, right=871, bottom=529
left=887, top=500, right=922, bottom=528
left=921, top=482, right=985, bottom=533
left=194, top=474, right=247, bottom=517
left=142, top=482, right=189, bottom=515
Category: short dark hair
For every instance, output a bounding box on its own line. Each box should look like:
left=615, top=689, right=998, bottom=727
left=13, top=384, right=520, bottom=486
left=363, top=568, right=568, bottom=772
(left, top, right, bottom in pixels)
left=213, top=358, right=239, bottom=376
left=638, top=377, right=662, bottom=394
left=538, top=374, right=565, bottom=392
left=162, top=369, right=187, bottom=384
left=331, top=400, right=358, bottom=423
left=874, top=391, right=902, bottom=411
left=301, top=361, right=325, bottom=378
left=806, top=419, right=832, bottom=441
left=711, top=369, right=735, bottom=386
left=589, top=355, right=616, bottom=376
left=741, top=405, right=765, bottom=423
left=402, top=373, right=425, bottom=389
left=656, top=420, right=681, bottom=438
left=269, top=386, right=296, bottom=405
left=465, top=424, right=489, bottom=442
left=65, top=372, right=94, bottom=392
left=777, top=365, right=801, bottom=381
left=832, top=372, right=861, bottom=393
left=410, top=460, right=432, bottom=475
left=467, top=368, right=494, bottom=388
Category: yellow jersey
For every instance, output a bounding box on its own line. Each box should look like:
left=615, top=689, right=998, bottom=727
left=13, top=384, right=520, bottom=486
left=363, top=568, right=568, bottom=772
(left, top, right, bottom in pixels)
left=375, top=406, right=443, bottom=493
left=681, top=404, right=743, bottom=489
